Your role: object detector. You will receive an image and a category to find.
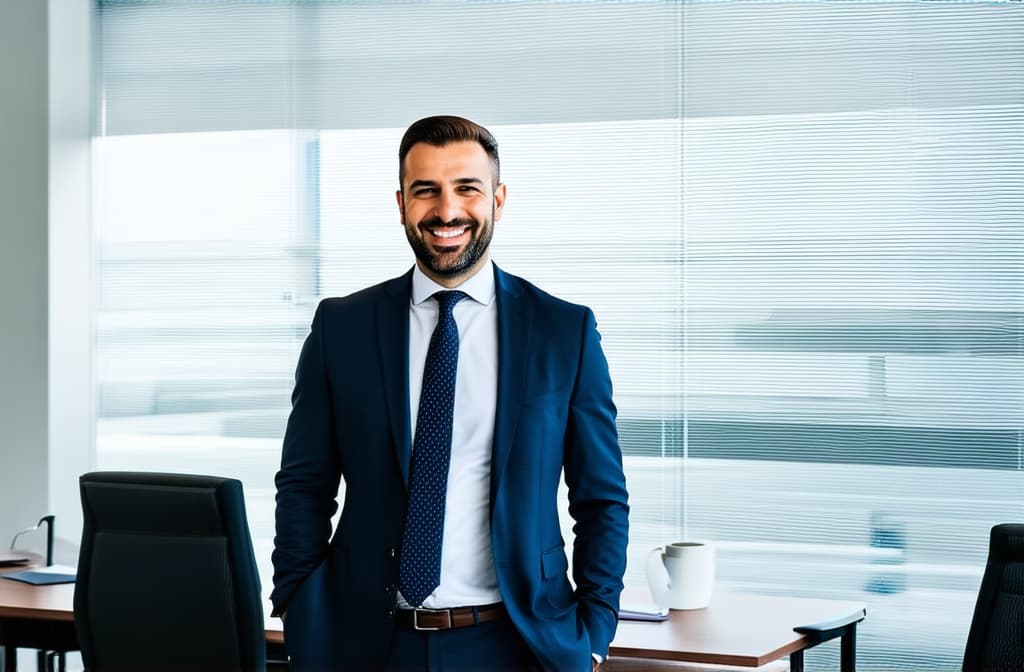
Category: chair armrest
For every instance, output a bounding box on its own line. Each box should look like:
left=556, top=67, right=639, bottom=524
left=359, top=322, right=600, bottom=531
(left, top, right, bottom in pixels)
left=793, top=605, right=866, bottom=635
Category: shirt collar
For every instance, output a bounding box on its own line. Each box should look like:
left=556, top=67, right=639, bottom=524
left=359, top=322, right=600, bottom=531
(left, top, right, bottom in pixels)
left=411, top=260, right=495, bottom=307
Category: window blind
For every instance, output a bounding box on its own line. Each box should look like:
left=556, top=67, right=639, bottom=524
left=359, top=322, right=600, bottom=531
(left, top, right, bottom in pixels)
left=94, top=2, right=1022, bottom=670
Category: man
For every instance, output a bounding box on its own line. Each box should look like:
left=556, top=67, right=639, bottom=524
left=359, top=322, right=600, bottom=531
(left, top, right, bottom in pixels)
left=271, top=115, right=629, bottom=671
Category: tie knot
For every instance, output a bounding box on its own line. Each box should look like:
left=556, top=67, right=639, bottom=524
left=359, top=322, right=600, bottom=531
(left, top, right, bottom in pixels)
left=433, top=290, right=468, bottom=316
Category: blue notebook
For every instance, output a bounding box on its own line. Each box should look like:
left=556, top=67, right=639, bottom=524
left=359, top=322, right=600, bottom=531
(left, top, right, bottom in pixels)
left=2, top=564, right=76, bottom=585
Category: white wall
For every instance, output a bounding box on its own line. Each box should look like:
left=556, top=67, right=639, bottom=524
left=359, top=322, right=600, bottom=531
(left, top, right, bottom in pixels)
left=0, top=0, right=93, bottom=557
left=0, top=0, right=50, bottom=548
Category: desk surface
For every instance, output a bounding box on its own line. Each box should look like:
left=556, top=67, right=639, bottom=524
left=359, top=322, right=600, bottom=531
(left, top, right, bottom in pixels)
left=0, top=569, right=864, bottom=668
left=0, top=555, right=75, bottom=622
left=0, top=577, right=74, bottom=622
left=611, top=592, right=865, bottom=666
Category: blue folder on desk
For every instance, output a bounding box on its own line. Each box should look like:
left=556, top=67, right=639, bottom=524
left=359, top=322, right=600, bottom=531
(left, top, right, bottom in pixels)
left=2, top=564, right=76, bottom=585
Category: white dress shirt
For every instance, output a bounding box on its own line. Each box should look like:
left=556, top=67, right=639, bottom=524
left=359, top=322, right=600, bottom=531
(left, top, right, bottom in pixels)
left=398, top=261, right=501, bottom=609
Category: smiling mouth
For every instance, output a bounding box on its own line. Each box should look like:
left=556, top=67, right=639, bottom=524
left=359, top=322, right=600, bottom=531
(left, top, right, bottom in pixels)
left=430, top=227, right=470, bottom=239
left=422, top=224, right=472, bottom=242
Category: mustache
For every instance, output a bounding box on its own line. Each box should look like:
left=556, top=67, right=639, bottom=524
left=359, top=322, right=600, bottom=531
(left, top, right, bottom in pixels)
left=418, top=216, right=479, bottom=232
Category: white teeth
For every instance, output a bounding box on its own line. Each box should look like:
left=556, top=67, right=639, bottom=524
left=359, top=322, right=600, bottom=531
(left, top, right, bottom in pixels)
left=432, top=227, right=469, bottom=239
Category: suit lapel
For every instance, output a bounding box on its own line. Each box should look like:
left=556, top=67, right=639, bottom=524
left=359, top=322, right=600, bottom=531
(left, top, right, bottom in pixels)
left=491, top=265, right=532, bottom=505
left=377, top=269, right=414, bottom=490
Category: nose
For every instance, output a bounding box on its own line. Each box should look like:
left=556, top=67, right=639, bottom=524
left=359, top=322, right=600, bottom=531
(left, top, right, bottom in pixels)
left=436, top=189, right=462, bottom=223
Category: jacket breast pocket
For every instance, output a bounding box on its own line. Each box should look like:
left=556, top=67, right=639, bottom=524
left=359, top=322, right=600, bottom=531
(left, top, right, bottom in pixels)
left=522, top=387, right=571, bottom=410
left=520, top=388, right=571, bottom=433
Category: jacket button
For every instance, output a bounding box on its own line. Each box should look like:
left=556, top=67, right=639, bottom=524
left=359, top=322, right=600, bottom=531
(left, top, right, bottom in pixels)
left=389, top=547, right=396, bottom=558
left=386, top=609, right=395, bottom=618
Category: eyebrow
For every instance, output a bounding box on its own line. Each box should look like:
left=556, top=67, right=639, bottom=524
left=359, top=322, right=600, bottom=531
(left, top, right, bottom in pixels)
left=408, top=177, right=485, bottom=190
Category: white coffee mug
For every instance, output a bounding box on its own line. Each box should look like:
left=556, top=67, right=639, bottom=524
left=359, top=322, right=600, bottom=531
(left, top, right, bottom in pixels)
left=646, top=541, right=716, bottom=610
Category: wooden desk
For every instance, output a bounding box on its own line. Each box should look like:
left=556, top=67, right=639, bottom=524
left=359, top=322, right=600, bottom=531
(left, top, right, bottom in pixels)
left=1, top=575, right=864, bottom=672
left=0, top=580, right=74, bottom=625
left=0, top=559, right=75, bottom=672
left=609, top=593, right=865, bottom=672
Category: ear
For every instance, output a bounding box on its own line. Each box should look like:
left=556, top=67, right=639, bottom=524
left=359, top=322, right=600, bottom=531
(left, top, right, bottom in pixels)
left=395, top=189, right=405, bottom=219
left=493, top=183, right=507, bottom=222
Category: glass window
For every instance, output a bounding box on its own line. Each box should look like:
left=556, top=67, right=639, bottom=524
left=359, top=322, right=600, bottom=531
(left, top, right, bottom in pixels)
left=94, top=2, right=1023, bottom=670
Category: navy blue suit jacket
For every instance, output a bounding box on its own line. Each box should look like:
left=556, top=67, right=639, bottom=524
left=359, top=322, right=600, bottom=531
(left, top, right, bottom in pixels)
left=271, top=264, right=629, bottom=671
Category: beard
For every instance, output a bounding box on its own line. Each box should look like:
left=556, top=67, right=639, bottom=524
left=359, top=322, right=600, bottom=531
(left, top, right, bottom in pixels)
left=404, top=211, right=494, bottom=279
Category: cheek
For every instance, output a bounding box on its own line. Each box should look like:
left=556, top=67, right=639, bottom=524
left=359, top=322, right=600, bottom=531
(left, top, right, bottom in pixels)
left=403, top=206, right=426, bottom=227
left=471, top=204, right=493, bottom=224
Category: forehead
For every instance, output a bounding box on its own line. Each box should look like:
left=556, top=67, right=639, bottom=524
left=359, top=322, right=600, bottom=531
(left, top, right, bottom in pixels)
left=402, top=141, right=493, bottom=184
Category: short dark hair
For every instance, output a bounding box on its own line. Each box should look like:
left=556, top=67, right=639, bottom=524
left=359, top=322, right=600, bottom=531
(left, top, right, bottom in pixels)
left=398, top=115, right=500, bottom=189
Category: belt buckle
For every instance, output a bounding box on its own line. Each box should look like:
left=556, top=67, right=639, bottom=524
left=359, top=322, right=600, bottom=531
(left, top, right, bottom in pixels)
left=412, top=608, right=451, bottom=631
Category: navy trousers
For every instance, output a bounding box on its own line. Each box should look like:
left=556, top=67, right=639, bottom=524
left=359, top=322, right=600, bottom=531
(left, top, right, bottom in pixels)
left=387, top=617, right=541, bottom=672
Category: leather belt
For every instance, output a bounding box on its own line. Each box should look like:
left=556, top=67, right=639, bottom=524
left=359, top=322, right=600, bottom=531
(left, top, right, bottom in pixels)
left=397, top=603, right=507, bottom=631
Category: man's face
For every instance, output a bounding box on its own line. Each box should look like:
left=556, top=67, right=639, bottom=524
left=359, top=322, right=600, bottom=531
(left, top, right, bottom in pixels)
left=397, top=140, right=506, bottom=287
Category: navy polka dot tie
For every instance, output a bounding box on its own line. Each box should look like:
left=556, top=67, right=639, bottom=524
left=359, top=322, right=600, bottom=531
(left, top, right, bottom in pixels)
left=399, top=290, right=468, bottom=607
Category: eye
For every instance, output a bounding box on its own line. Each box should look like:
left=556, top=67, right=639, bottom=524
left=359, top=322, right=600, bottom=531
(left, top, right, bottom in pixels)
left=457, top=185, right=481, bottom=194
left=413, top=188, right=438, bottom=197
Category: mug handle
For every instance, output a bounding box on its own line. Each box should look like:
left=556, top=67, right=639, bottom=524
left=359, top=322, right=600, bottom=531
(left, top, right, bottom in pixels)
left=646, top=546, right=672, bottom=608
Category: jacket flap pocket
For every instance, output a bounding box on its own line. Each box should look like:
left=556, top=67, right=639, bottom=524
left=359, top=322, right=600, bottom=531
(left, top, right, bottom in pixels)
left=541, top=546, right=569, bottom=579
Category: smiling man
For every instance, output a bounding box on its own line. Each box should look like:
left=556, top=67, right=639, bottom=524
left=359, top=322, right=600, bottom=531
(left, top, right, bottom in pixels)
left=271, top=116, right=629, bottom=672
left=399, top=137, right=501, bottom=283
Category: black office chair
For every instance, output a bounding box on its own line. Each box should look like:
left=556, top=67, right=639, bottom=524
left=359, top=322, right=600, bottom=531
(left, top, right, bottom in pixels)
left=962, top=523, right=1024, bottom=672
left=73, top=472, right=266, bottom=672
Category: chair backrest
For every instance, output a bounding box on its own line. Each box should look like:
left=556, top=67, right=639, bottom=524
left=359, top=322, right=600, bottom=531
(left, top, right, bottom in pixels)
left=963, top=523, right=1024, bottom=672
left=73, top=472, right=266, bottom=672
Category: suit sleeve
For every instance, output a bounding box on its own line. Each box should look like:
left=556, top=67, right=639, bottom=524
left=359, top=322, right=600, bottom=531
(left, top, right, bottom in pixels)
left=270, top=301, right=342, bottom=616
left=563, top=307, right=630, bottom=658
